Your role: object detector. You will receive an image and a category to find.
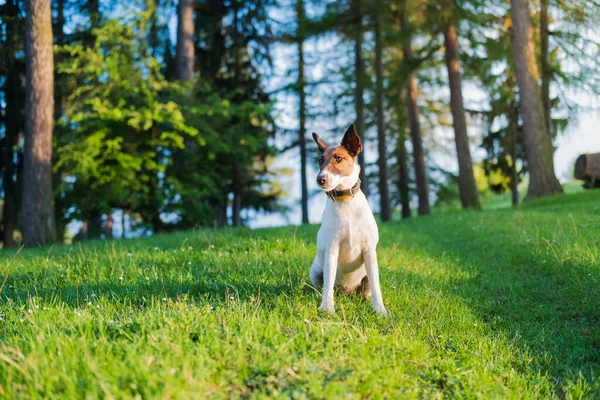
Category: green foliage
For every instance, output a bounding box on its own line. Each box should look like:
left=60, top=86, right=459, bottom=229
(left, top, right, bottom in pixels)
left=56, top=15, right=197, bottom=223
left=55, top=9, right=279, bottom=230
left=1, top=191, right=599, bottom=397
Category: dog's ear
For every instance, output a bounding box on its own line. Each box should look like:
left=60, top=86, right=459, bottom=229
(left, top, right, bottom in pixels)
left=312, top=132, right=329, bottom=153
left=341, top=124, right=362, bottom=157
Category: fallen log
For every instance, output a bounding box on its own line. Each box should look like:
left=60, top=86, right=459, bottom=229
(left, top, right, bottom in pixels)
left=574, top=153, right=600, bottom=189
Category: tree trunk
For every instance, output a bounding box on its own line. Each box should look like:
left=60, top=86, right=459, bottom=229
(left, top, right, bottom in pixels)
left=509, top=105, right=520, bottom=206
left=406, top=76, right=431, bottom=215
left=105, top=212, right=113, bottom=239
left=22, top=0, right=56, bottom=247
left=230, top=1, right=244, bottom=227
left=83, top=0, right=100, bottom=48
left=443, top=25, right=481, bottom=209
left=510, top=0, right=563, bottom=198
left=53, top=0, right=66, bottom=243
left=1, top=98, right=18, bottom=248
left=540, top=0, right=552, bottom=142
left=297, top=0, right=309, bottom=224
left=399, top=0, right=430, bottom=216
left=148, top=0, right=160, bottom=57
left=175, top=0, right=195, bottom=80
left=353, top=0, right=369, bottom=197
left=374, top=1, right=391, bottom=222
left=232, top=166, right=243, bottom=226
left=1, top=0, right=21, bottom=248
left=396, top=128, right=411, bottom=219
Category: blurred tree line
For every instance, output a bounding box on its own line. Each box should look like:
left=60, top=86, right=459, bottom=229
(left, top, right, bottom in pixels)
left=0, top=0, right=599, bottom=247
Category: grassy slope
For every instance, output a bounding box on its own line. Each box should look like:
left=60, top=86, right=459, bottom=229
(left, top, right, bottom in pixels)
left=1, top=191, right=599, bottom=399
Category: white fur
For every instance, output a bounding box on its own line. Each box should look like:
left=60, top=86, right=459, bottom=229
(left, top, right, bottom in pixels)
left=310, top=164, right=387, bottom=316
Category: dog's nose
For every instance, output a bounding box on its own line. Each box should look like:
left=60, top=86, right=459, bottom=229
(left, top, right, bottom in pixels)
left=317, top=175, right=327, bottom=186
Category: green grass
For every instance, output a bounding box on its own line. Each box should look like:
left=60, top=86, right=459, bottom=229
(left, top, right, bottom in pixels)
left=1, top=191, right=599, bottom=399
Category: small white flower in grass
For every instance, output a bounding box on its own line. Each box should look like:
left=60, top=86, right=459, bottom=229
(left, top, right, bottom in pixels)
left=96, top=305, right=100, bottom=309
left=35, top=305, right=39, bottom=309
left=188, top=246, right=193, bottom=250
left=109, top=319, right=114, bottom=324
left=229, top=295, right=234, bottom=300
left=87, top=302, right=92, bottom=306
left=210, top=245, right=215, bottom=249
left=27, top=309, right=33, bottom=314
left=127, top=253, right=133, bottom=257
left=154, top=247, right=159, bottom=251
left=473, top=322, right=478, bottom=327
left=91, top=293, right=97, bottom=298
left=269, top=262, right=273, bottom=265
left=174, top=249, right=177, bottom=253
left=188, top=261, right=192, bottom=265
left=19, top=318, right=24, bottom=323
left=119, top=276, right=124, bottom=281
left=276, top=239, right=280, bottom=243
left=146, top=277, right=150, bottom=281
left=76, top=312, right=81, bottom=316
left=43, top=307, right=47, bottom=310
left=162, top=297, right=167, bottom=302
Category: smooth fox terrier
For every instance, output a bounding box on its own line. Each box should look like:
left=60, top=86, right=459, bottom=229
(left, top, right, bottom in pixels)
left=309, top=124, right=387, bottom=316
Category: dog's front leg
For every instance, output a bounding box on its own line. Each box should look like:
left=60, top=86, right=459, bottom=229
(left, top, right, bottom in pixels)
left=319, top=245, right=339, bottom=313
left=363, top=247, right=387, bottom=316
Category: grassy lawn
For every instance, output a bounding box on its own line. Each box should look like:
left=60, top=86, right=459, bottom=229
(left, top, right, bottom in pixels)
left=1, top=191, right=599, bottom=399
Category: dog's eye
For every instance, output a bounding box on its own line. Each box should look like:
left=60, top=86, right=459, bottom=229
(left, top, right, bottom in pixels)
left=335, top=156, right=343, bottom=163
left=318, top=157, right=324, bottom=165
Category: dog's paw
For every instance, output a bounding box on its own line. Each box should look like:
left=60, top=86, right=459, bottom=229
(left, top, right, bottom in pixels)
left=373, top=305, right=388, bottom=317
left=318, top=299, right=335, bottom=314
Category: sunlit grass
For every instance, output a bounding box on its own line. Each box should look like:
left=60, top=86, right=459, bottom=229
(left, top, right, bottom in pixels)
left=1, top=190, right=599, bottom=398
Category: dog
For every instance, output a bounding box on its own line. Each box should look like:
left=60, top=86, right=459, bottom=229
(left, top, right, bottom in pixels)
left=309, top=124, right=387, bottom=316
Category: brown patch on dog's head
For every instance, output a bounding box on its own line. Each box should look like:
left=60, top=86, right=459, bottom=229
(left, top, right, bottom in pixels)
left=312, top=125, right=362, bottom=189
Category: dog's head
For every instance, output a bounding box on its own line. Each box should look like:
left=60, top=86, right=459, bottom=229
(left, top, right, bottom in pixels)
left=312, top=124, right=362, bottom=192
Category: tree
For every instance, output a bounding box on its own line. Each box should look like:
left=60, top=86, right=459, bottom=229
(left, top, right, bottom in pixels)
left=443, top=24, right=481, bottom=209
left=1, top=0, right=24, bottom=248
left=395, top=128, right=412, bottom=219
left=296, top=0, right=309, bottom=224
left=399, top=0, right=430, bottom=215
left=175, top=0, right=194, bottom=81
left=352, top=0, right=369, bottom=197
left=510, top=0, right=563, bottom=198
left=374, top=0, right=391, bottom=222
left=539, top=0, right=552, bottom=142
left=22, top=0, right=56, bottom=246
left=171, top=0, right=279, bottom=228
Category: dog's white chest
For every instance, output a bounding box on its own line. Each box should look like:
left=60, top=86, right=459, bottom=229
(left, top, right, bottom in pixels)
left=317, top=193, right=378, bottom=252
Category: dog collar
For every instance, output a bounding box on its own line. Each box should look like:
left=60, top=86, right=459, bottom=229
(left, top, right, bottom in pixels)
left=326, top=179, right=361, bottom=202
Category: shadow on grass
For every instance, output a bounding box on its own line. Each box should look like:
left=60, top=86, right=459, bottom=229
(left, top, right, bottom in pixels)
left=385, top=215, right=600, bottom=391
left=1, top=267, right=303, bottom=311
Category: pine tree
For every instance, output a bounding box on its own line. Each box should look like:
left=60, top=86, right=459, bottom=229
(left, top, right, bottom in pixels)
left=398, top=0, right=430, bottom=215
left=443, top=24, right=481, bottom=209
left=374, top=0, right=391, bottom=222
left=296, top=0, right=309, bottom=224
left=510, top=0, right=563, bottom=198
left=22, top=0, right=56, bottom=246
